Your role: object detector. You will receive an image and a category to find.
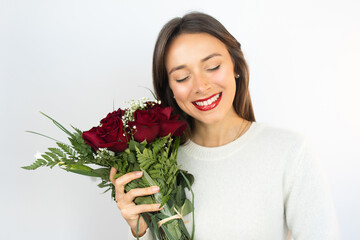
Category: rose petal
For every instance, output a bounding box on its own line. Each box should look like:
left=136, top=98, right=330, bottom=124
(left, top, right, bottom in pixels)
left=129, top=121, right=159, bottom=143
left=99, top=140, right=128, bottom=152
left=82, top=127, right=105, bottom=151
left=158, top=120, right=187, bottom=137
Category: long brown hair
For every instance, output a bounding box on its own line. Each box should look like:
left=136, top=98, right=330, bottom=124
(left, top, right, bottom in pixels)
left=152, top=11, right=256, bottom=144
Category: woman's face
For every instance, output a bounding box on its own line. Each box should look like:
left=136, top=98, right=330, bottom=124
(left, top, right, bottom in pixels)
left=165, top=33, right=237, bottom=125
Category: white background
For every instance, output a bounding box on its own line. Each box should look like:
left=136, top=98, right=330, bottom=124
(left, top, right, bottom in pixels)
left=1, top=0, right=359, bottom=239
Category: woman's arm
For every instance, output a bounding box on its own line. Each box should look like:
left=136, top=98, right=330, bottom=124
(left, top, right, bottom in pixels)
left=284, top=139, right=341, bottom=239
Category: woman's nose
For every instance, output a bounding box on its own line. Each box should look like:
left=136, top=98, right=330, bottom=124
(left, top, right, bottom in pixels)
left=193, top=73, right=210, bottom=93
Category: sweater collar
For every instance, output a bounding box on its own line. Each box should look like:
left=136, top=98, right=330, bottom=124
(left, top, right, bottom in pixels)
left=179, top=121, right=262, bottom=161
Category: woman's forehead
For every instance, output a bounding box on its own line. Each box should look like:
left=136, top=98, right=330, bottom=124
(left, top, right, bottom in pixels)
left=165, top=33, right=227, bottom=66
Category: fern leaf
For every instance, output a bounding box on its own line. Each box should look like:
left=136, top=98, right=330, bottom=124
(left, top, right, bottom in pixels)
left=48, top=148, right=66, bottom=158
left=45, top=152, right=60, bottom=162
left=41, top=154, right=53, bottom=163
left=56, top=142, right=76, bottom=157
left=22, top=159, right=47, bottom=170
left=70, top=125, right=83, bottom=135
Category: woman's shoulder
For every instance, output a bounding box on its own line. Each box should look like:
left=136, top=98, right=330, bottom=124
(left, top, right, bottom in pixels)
left=252, top=122, right=318, bottom=174
left=254, top=121, right=309, bottom=145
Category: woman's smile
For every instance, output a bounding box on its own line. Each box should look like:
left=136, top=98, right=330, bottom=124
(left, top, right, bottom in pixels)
left=192, top=92, right=222, bottom=111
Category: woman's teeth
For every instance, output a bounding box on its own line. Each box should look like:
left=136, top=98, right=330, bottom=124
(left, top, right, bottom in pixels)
left=194, top=93, right=221, bottom=106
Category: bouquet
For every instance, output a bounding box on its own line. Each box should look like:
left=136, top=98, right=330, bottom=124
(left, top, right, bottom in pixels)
left=22, top=97, right=195, bottom=240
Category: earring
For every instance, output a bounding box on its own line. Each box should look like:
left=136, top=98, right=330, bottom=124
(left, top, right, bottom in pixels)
left=173, top=95, right=175, bottom=99
left=235, top=74, right=240, bottom=79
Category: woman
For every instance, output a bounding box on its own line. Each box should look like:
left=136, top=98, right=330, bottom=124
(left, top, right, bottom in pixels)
left=110, top=12, right=340, bottom=239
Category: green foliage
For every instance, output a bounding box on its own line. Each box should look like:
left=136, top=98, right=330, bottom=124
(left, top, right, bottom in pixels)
left=22, top=112, right=195, bottom=240
left=21, top=159, right=47, bottom=170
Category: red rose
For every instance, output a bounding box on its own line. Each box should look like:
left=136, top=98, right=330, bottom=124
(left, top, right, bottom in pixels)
left=158, top=113, right=187, bottom=138
left=100, top=108, right=124, bottom=124
left=128, top=104, right=186, bottom=143
left=150, top=105, right=173, bottom=120
left=82, top=109, right=128, bottom=153
left=149, top=105, right=186, bottom=137
left=128, top=109, right=160, bottom=143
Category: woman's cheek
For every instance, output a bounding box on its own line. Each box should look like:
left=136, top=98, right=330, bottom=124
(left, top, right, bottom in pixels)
left=172, top=82, right=191, bottom=99
left=220, top=65, right=237, bottom=88
left=212, top=68, right=229, bottom=86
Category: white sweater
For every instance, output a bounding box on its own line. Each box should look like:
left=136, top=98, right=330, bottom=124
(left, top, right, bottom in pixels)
left=129, top=121, right=340, bottom=239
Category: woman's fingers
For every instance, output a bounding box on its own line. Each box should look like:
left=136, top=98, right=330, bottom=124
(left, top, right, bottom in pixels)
left=109, top=169, right=162, bottom=235
left=110, top=170, right=151, bottom=204
left=132, top=203, right=164, bottom=215
left=109, top=167, right=117, bottom=184
left=114, top=171, right=143, bottom=193
left=121, top=186, right=160, bottom=204
left=121, top=203, right=163, bottom=219
left=110, top=169, right=143, bottom=190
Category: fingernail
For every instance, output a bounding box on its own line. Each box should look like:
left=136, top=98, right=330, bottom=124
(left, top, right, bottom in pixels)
left=152, top=186, right=159, bottom=192
left=136, top=171, right=143, bottom=176
left=157, top=204, right=162, bottom=209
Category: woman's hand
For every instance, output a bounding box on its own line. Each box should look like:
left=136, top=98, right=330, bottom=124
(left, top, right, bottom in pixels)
left=109, top=167, right=163, bottom=237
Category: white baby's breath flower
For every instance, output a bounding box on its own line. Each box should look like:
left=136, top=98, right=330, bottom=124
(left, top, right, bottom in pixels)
left=121, top=97, right=160, bottom=130
left=96, top=148, right=115, bottom=157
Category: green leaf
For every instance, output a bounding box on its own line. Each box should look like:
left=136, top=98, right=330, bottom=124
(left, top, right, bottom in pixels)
left=25, top=131, right=65, bottom=144
left=149, top=213, right=162, bottom=239
left=178, top=170, right=194, bottom=189
left=48, top=148, right=66, bottom=158
left=161, top=222, right=177, bottom=240
left=151, top=134, right=170, bottom=156
left=21, top=159, right=47, bottom=170
left=92, top=168, right=110, bottom=179
left=137, top=148, right=156, bottom=170
left=179, top=171, right=195, bottom=240
left=128, top=152, right=136, bottom=164
left=56, top=142, right=76, bottom=157
left=61, top=164, right=101, bottom=177
left=175, top=184, right=186, bottom=207
left=180, top=199, right=192, bottom=217
left=39, top=111, right=74, bottom=137
left=178, top=219, right=190, bottom=239
left=70, top=125, right=83, bottom=135
left=134, top=196, right=154, bottom=205
left=41, top=154, right=53, bottom=163
left=141, top=168, right=171, bottom=216
left=129, top=140, right=144, bottom=152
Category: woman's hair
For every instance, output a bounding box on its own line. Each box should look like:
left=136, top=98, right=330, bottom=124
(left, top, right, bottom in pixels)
left=152, top=11, right=256, bottom=143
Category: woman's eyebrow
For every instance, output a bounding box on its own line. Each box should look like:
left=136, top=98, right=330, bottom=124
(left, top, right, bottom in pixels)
left=168, top=53, right=222, bottom=75
left=169, top=64, right=186, bottom=75
left=201, top=53, right=222, bottom=62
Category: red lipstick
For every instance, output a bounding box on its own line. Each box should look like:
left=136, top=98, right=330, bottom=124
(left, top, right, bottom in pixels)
left=192, top=93, right=222, bottom=111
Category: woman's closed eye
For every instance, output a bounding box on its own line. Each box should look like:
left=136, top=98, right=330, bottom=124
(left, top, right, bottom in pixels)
left=176, top=76, right=189, bottom=82
left=175, top=65, right=220, bottom=82
left=208, top=64, right=220, bottom=71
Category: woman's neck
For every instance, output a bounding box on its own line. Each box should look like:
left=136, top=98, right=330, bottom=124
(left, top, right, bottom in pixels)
left=191, top=112, right=250, bottom=147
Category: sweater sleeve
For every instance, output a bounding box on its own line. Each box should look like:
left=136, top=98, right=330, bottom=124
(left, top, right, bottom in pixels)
left=284, top=138, right=341, bottom=239
left=128, top=227, right=154, bottom=240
